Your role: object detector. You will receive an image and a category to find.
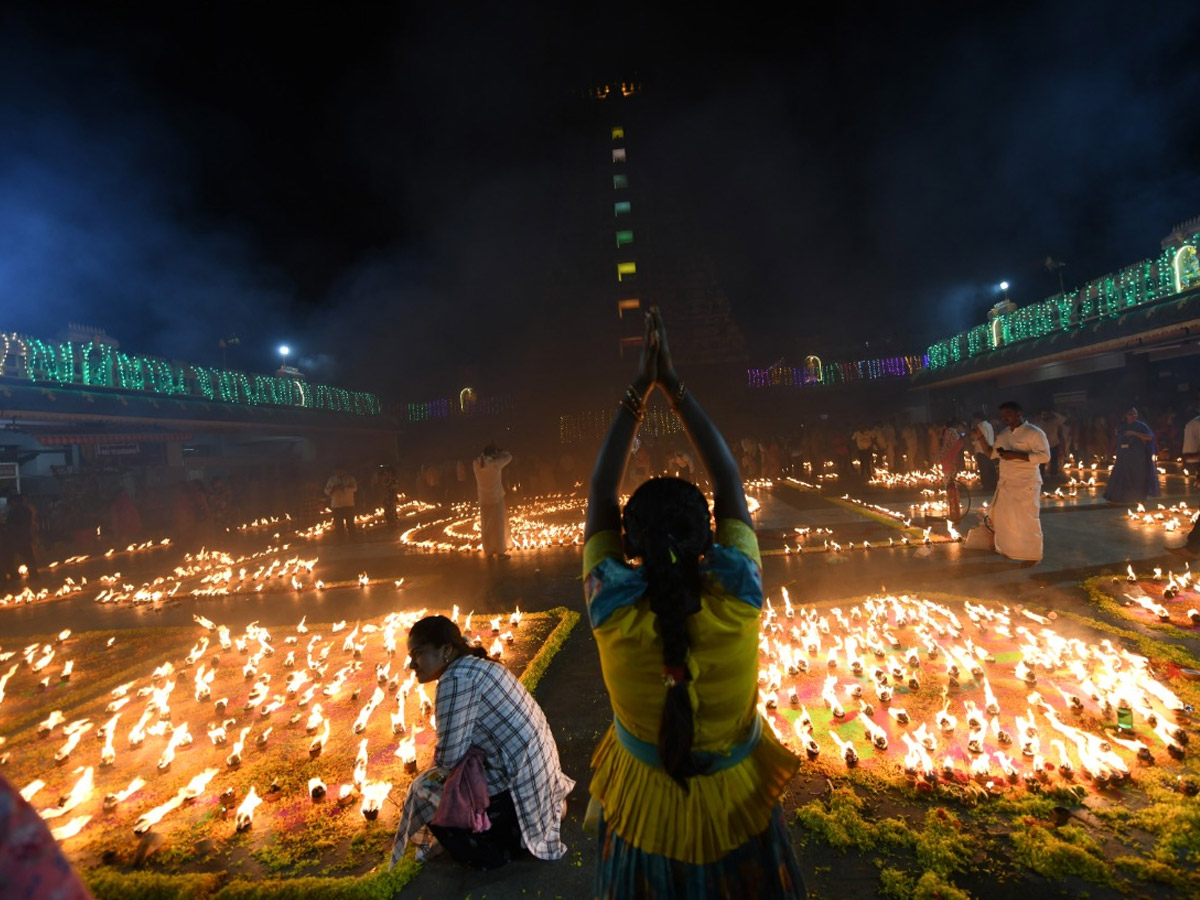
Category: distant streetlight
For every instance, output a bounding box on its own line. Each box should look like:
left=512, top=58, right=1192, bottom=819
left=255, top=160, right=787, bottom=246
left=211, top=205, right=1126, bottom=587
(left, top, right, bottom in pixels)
left=278, top=345, right=291, bottom=372
left=999, top=281, right=1010, bottom=301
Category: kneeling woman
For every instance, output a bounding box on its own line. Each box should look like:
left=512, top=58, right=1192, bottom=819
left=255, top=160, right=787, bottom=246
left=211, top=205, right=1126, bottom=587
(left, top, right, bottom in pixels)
left=390, top=616, right=574, bottom=869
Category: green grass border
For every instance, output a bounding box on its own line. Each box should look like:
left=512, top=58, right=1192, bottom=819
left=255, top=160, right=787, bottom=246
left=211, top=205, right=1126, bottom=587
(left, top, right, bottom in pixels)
left=519, top=605, right=580, bottom=695
left=85, top=858, right=421, bottom=900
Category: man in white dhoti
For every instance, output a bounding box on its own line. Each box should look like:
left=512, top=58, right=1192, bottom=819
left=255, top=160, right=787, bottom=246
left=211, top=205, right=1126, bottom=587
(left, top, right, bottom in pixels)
left=473, top=445, right=513, bottom=558
left=974, top=401, right=1050, bottom=563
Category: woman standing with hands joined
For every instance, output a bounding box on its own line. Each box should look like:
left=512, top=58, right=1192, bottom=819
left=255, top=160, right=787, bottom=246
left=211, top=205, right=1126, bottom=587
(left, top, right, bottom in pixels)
left=582, top=308, right=805, bottom=899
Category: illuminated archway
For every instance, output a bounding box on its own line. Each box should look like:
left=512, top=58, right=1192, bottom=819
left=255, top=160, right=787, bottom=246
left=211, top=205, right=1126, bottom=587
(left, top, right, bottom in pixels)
left=990, top=317, right=1003, bottom=348
left=804, top=355, right=823, bottom=384
left=1174, top=245, right=1199, bottom=294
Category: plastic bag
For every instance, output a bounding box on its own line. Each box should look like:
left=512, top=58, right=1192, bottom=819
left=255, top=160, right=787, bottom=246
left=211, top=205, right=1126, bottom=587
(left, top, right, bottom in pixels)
left=963, top=524, right=994, bottom=550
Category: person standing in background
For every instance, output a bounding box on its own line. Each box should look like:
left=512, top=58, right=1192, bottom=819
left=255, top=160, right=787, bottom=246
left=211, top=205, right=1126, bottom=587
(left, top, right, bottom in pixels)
left=3, top=492, right=38, bottom=578
left=970, top=411, right=998, bottom=495
left=877, top=420, right=897, bottom=472
left=325, top=466, right=358, bottom=542
left=851, top=425, right=876, bottom=480
left=374, top=465, right=400, bottom=528
left=901, top=422, right=920, bottom=472
left=473, top=445, right=513, bottom=559
left=1103, top=407, right=1160, bottom=506
left=1181, top=410, right=1200, bottom=489
left=1035, top=407, right=1067, bottom=485
left=975, top=402, right=1050, bottom=564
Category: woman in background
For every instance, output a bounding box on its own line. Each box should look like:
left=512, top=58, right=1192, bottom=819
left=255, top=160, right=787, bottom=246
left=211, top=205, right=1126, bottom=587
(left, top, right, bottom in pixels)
left=1103, top=407, right=1160, bottom=505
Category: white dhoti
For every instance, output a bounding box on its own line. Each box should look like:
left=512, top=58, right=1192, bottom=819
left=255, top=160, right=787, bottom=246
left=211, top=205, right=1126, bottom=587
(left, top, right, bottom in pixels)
left=990, top=470, right=1043, bottom=561
left=480, top=500, right=508, bottom=555
left=989, top=421, right=1050, bottom=562
left=474, top=451, right=512, bottom=556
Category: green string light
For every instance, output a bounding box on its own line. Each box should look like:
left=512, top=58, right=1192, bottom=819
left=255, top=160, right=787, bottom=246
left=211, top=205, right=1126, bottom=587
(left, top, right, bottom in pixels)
left=2, top=332, right=382, bottom=416
left=929, top=234, right=1199, bottom=370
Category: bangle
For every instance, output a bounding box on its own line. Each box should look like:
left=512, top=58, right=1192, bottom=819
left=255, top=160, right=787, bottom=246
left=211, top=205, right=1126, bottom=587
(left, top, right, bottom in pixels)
left=670, top=380, right=687, bottom=406
left=623, top=385, right=645, bottom=415
left=618, top=398, right=644, bottom=422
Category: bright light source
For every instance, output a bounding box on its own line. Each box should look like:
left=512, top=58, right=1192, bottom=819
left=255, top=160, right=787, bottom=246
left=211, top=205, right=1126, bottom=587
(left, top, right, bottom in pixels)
left=279, top=345, right=290, bottom=357
left=999, top=281, right=1009, bottom=292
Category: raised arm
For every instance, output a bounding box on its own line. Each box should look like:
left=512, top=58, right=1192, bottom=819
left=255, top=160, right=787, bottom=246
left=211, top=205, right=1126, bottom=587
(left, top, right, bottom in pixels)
left=973, top=424, right=995, bottom=456
left=653, top=309, right=751, bottom=527
left=584, top=313, right=657, bottom=540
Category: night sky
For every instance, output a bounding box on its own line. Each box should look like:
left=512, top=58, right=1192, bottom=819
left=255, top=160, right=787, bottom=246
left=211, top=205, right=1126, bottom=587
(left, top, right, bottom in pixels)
left=2, top=2, right=1199, bottom=401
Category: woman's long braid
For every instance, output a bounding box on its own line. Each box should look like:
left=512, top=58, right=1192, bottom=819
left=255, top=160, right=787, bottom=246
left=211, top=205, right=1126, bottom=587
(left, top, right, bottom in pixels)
left=645, top=531, right=702, bottom=787
left=624, top=477, right=712, bottom=789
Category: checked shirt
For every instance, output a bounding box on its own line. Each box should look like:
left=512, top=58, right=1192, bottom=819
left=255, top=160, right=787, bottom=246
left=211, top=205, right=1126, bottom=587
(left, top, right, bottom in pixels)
left=390, top=655, right=573, bottom=865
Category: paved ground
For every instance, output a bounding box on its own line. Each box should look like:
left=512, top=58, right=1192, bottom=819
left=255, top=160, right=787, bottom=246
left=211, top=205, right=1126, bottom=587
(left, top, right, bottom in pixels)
left=4, top=479, right=1198, bottom=898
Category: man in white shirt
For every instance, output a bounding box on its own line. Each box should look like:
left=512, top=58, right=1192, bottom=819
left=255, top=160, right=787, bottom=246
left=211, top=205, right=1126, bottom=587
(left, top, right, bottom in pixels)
left=324, top=467, right=358, bottom=542
left=1035, top=408, right=1067, bottom=485
left=974, top=402, right=1051, bottom=563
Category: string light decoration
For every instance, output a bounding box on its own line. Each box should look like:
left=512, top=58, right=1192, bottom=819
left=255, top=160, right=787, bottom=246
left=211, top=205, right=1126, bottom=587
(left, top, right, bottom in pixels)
left=1176, top=246, right=1200, bottom=293
left=747, top=355, right=927, bottom=389
left=559, top=404, right=684, bottom=444
left=407, top=394, right=513, bottom=423
left=928, top=231, right=1199, bottom=370
left=586, top=81, right=642, bottom=101
left=407, top=399, right=451, bottom=422
left=0, top=332, right=382, bottom=416
left=804, top=355, right=823, bottom=384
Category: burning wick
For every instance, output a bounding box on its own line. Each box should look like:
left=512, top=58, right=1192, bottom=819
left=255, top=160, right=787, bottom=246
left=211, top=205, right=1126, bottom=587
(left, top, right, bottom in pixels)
left=360, top=781, right=392, bottom=821
left=235, top=786, right=262, bottom=832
